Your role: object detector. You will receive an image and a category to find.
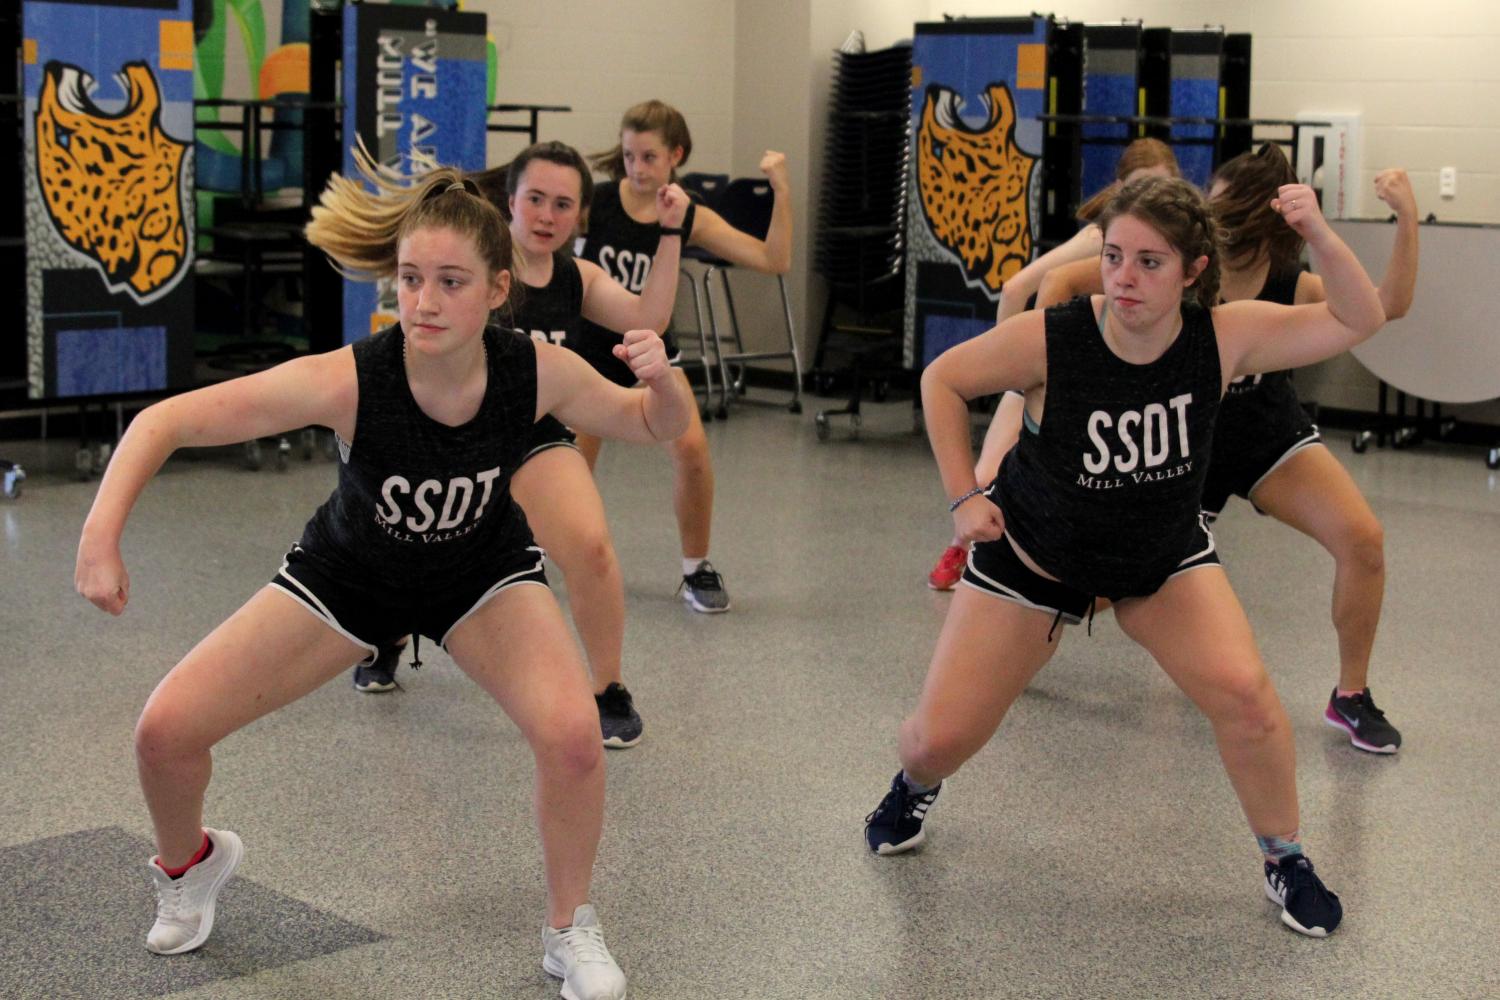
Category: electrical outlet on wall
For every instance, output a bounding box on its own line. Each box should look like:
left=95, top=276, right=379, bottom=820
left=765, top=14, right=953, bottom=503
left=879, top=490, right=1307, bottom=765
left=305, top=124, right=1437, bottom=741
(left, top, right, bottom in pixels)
left=1440, top=166, right=1457, bottom=199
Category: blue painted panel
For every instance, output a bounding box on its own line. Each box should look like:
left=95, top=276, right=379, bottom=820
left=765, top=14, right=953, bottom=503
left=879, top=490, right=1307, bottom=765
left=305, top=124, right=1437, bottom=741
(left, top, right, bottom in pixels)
left=54, top=326, right=167, bottom=396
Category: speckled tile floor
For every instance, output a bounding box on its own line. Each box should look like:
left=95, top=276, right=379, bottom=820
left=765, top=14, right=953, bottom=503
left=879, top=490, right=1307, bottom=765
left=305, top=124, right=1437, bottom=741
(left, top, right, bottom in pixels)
left=2, top=398, right=1498, bottom=999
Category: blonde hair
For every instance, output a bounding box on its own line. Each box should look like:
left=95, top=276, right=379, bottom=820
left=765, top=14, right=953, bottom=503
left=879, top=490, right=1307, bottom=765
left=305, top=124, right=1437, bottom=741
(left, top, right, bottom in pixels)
left=305, top=142, right=514, bottom=282
left=589, top=99, right=693, bottom=182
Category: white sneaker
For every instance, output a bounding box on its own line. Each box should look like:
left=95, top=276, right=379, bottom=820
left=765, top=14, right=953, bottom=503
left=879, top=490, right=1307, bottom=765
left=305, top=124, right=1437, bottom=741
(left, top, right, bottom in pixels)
left=145, top=827, right=244, bottom=954
left=541, top=903, right=627, bottom=1000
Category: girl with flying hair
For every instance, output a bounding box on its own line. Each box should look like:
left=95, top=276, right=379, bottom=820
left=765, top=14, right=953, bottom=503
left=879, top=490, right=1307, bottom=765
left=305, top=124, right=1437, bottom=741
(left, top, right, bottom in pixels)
left=353, top=140, right=690, bottom=753
left=74, top=146, right=690, bottom=1000
left=865, top=173, right=1390, bottom=939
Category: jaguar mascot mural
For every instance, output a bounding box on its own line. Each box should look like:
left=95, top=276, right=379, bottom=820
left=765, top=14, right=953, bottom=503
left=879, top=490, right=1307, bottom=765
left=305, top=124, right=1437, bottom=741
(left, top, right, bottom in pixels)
left=916, top=82, right=1037, bottom=296
left=34, top=60, right=190, bottom=305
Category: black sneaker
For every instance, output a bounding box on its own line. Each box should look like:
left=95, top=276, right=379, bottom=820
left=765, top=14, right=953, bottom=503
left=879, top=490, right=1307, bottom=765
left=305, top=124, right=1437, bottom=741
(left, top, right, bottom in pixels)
left=678, top=561, right=731, bottom=613
left=1324, top=687, right=1402, bottom=754
left=864, top=771, right=940, bottom=855
left=1264, top=855, right=1343, bottom=937
left=596, top=683, right=643, bottom=749
left=353, top=643, right=402, bottom=693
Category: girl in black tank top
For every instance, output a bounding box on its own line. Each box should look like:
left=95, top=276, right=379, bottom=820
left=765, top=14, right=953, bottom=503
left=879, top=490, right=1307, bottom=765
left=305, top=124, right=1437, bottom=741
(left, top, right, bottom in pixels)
left=1192, top=150, right=1420, bottom=755
left=371, top=142, right=692, bottom=747
left=569, top=100, right=796, bottom=614
left=74, top=154, right=694, bottom=994
left=969, top=153, right=1418, bottom=754
left=865, top=176, right=1390, bottom=938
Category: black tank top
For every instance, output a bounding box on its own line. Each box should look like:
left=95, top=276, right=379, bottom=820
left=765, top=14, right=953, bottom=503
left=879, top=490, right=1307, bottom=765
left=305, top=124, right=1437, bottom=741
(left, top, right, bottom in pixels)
left=997, top=296, right=1222, bottom=597
left=505, top=249, right=584, bottom=349
left=1223, top=265, right=1300, bottom=400
left=575, top=179, right=696, bottom=340
left=297, top=326, right=536, bottom=596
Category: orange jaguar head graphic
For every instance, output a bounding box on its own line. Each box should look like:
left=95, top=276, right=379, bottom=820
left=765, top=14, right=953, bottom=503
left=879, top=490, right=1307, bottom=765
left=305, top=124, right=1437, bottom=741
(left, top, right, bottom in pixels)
left=916, top=83, right=1037, bottom=295
left=35, top=60, right=190, bottom=304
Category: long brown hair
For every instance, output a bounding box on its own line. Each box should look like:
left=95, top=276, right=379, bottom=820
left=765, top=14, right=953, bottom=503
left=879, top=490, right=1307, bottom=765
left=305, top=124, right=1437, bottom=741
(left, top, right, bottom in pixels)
left=1211, top=143, right=1302, bottom=273
left=305, top=143, right=514, bottom=283
left=1076, top=138, right=1181, bottom=222
left=1096, top=175, right=1223, bottom=309
left=589, top=99, right=693, bottom=182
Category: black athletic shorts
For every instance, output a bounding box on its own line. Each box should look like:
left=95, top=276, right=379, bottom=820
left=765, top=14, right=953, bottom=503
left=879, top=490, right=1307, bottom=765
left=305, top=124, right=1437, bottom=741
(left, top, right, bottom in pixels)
left=570, top=326, right=681, bottom=388
left=525, top=415, right=578, bottom=460
left=962, top=523, right=1221, bottom=625
left=1201, top=413, right=1321, bottom=519
left=270, top=543, right=549, bottom=663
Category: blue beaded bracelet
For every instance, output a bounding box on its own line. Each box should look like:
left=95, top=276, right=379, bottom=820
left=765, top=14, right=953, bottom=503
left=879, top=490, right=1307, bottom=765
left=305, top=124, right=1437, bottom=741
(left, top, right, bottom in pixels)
left=948, top=485, right=987, bottom=512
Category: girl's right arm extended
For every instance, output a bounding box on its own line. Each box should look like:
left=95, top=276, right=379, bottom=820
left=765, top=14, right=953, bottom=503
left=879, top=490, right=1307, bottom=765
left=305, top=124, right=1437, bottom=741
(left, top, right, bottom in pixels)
left=76, top=349, right=357, bottom=614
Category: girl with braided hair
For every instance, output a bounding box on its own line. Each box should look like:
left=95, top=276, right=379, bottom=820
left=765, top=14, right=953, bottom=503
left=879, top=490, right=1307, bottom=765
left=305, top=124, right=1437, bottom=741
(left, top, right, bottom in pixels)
left=865, top=175, right=1388, bottom=938
left=927, top=138, right=1181, bottom=589
left=73, top=147, right=691, bottom=999
left=1033, top=146, right=1419, bottom=754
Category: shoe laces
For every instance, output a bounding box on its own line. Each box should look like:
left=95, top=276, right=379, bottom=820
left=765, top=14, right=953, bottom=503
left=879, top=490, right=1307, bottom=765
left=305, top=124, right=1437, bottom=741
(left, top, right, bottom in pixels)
left=153, top=869, right=190, bottom=921
left=555, top=922, right=611, bottom=965
left=597, top=684, right=634, bottom=714
left=1357, top=690, right=1388, bottom=721
left=865, top=781, right=933, bottom=825
left=1282, top=857, right=1336, bottom=907
left=680, top=561, right=723, bottom=592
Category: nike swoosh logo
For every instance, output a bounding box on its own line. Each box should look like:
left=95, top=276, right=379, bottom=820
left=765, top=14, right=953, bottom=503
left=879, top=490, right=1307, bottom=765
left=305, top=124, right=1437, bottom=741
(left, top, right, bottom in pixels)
left=1339, top=711, right=1361, bottom=730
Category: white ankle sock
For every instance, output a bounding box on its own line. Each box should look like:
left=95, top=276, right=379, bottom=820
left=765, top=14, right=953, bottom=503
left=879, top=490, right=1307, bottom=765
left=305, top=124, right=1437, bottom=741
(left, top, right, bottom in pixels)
left=683, top=556, right=707, bottom=576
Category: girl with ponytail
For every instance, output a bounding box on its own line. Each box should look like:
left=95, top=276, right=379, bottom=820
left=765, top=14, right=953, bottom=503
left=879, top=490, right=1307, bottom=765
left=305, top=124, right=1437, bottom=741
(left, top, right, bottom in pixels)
left=74, top=144, right=692, bottom=1000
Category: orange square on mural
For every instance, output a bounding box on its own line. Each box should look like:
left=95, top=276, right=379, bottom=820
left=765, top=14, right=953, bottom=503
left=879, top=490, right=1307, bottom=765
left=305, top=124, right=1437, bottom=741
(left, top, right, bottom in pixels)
left=370, top=313, right=398, bottom=335
left=1016, top=44, right=1045, bottom=90
left=23, top=38, right=38, bottom=65
left=160, top=21, right=193, bottom=71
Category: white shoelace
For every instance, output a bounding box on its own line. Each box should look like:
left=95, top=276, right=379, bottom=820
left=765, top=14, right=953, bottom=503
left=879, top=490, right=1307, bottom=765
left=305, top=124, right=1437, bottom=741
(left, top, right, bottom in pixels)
left=556, top=924, right=611, bottom=965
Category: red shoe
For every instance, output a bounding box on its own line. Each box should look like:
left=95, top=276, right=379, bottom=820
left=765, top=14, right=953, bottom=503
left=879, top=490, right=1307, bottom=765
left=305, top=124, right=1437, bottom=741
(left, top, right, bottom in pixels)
left=927, top=545, right=968, bottom=590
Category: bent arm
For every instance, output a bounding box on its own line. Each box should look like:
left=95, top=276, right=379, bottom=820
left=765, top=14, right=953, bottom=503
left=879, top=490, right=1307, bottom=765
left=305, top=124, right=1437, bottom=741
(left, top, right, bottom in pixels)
left=1373, top=168, right=1419, bottom=320
left=920, top=312, right=1046, bottom=503
left=77, top=349, right=356, bottom=612
left=1036, top=255, right=1104, bottom=310
left=689, top=197, right=793, bottom=274
left=536, top=338, right=690, bottom=444
left=1222, top=184, right=1384, bottom=378
left=998, top=226, right=1102, bottom=321
left=577, top=242, right=680, bottom=334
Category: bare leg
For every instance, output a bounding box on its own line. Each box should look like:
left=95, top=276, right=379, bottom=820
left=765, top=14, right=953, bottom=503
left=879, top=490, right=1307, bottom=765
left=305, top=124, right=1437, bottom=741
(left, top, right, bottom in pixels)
left=135, top=588, right=366, bottom=865
left=445, top=584, right=604, bottom=929
left=574, top=431, right=603, bottom=472
left=1249, top=444, right=1385, bottom=692
left=1114, top=568, right=1299, bottom=841
left=899, top=587, right=1060, bottom=787
left=511, top=447, right=626, bottom=692
left=666, top=370, right=713, bottom=560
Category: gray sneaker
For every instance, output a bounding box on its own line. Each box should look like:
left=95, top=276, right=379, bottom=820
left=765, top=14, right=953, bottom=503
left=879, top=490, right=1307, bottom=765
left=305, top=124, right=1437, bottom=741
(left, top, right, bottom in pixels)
left=541, top=903, right=626, bottom=1000
left=596, top=683, right=643, bottom=749
left=679, top=561, right=730, bottom=613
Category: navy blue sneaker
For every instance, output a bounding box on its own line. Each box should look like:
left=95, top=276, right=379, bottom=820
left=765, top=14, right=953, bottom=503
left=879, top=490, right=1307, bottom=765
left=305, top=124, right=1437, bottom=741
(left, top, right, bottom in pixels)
left=1264, top=855, right=1343, bottom=937
left=353, top=643, right=402, bottom=693
left=596, top=683, right=643, bottom=749
left=864, top=772, right=940, bottom=855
